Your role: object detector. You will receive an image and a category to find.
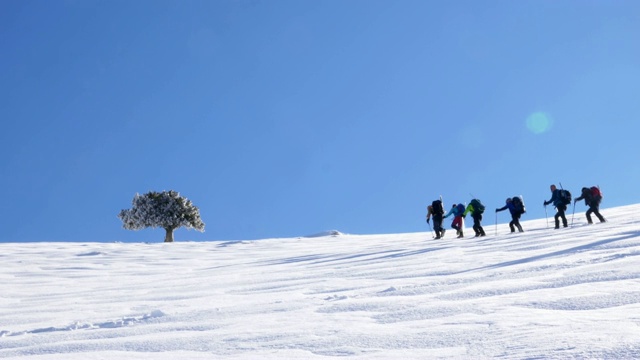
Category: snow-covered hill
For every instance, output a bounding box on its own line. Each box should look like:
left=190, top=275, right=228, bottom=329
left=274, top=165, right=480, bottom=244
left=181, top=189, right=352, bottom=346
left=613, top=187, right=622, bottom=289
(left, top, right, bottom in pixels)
left=2, top=205, right=639, bottom=359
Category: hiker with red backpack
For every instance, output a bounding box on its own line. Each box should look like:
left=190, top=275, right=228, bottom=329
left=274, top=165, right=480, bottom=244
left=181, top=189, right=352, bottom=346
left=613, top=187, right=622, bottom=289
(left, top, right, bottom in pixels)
left=426, top=199, right=446, bottom=239
left=496, top=197, right=525, bottom=233
left=574, top=186, right=606, bottom=224
left=444, top=203, right=466, bottom=238
left=544, top=184, right=571, bottom=229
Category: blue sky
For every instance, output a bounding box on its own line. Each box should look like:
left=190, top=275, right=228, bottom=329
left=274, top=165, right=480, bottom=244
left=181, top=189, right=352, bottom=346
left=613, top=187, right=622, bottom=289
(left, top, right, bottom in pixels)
left=1, top=0, right=639, bottom=243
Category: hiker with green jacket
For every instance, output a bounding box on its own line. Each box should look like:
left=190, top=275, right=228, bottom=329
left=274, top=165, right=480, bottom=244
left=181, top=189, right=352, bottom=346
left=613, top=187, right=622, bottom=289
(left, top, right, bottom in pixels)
left=463, top=199, right=486, bottom=237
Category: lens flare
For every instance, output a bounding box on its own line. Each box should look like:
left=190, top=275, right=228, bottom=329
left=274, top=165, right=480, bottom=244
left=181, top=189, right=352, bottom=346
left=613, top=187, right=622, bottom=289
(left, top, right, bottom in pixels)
left=526, top=112, right=554, bottom=134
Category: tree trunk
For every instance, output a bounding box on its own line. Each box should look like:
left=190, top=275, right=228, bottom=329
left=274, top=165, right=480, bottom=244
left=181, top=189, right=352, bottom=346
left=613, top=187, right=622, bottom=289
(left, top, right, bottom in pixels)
left=164, top=228, right=174, bottom=242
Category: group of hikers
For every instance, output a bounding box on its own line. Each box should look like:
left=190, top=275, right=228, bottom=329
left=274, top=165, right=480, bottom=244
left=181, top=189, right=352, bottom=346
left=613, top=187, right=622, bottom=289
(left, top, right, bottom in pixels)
left=426, top=184, right=606, bottom=239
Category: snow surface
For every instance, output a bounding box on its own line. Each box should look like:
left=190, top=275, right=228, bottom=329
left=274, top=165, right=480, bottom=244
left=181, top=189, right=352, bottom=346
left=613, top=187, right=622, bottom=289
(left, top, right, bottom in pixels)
left=2, top=204, right=640, bottom=359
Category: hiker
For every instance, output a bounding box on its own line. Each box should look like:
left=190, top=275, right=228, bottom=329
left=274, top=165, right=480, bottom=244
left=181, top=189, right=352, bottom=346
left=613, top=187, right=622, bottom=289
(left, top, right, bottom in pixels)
left=495, top=197, right=524, bottom=233
left=444, top=203, right=466, bottom=238
left=463, top=199, right=486, bottom=237
left=426, top=200, right=446, bottom=239
left=543, top=184, right=569, bottom=229
left=574, top=186, right=606, bottom=224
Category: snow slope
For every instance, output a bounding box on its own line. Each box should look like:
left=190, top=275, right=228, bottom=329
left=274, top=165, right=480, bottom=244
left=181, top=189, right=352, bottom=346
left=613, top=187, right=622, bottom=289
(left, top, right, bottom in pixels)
left=1, top=205, right=640, bottom=359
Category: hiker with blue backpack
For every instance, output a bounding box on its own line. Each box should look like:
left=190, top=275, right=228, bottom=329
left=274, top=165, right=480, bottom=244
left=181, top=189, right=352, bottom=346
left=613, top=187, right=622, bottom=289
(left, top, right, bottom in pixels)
left=574, top=186, right=606, bottom=224
left=543, top=184, right=570, bottom=229
left=496, top=197, right=525, bottom=233
left=463, top=199, right=486, bottom=237
left=444, top=203, right=466, bottom=238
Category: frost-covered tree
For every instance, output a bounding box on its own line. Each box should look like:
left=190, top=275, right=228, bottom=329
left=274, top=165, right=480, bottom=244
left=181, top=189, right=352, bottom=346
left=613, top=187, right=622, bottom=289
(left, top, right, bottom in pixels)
left=118, top=190, right=205, bottom=242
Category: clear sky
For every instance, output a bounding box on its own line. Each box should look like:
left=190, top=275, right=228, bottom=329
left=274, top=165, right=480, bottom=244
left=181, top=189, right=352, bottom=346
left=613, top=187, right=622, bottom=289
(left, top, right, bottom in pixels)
left=1, top=0, right=639, bottom=243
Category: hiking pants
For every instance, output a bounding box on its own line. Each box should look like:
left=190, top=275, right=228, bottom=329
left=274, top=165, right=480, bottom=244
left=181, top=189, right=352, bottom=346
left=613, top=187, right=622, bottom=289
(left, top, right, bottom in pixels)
left=472, top=214, right=485, bottom=236
left=451, top=216, right=462, bottom=231
left=586, top=204, right=605, bottom=223
left=433, top=214, right=444, bottom=236
left=510, top=213, right=523, bottom=232
left=555, top=204, right=568, bottom=228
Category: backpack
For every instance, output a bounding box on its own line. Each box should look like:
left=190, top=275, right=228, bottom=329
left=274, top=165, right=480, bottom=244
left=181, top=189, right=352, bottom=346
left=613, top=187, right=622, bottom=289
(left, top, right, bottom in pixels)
left=469, top=199, right=485, bottom=214
left=559, top=189, right=572, bottom=205
left=456, top=203, right=465, bottom=215
left=590, top=186, right=602, bottom=201
left=432, top=200, right=444, bottom=215
left=511, top=196, right=526, bottom=214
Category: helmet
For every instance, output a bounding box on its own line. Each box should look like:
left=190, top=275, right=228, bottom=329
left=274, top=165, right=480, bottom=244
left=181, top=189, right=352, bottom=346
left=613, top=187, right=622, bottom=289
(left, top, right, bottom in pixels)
left=506, top=198, right=512, bottom=203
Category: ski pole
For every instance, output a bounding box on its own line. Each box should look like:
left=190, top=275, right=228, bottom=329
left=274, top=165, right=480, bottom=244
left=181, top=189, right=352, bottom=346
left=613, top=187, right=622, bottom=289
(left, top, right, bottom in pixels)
left=571, top=201, right=576, bottom=227
left=427, top=220, right=434, bottom=238
left=544, top=205, right=549, bottom=228
left=495, top=211, right=498, bottom=236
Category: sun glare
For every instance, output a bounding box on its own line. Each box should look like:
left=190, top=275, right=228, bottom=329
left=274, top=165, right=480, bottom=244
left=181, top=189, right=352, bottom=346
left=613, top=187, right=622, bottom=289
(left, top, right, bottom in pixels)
left=526, top=112, right=554, bottom=134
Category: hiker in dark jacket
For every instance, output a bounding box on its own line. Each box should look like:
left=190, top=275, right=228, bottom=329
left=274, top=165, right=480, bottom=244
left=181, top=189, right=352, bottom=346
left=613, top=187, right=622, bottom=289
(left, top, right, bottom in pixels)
left=496, top=198, right=524, bottom=233
left=426, top=204, right=446, bottom=239
left=543, top=184, right=568, bottom=229
left=574, top=187, right=606, bottom=224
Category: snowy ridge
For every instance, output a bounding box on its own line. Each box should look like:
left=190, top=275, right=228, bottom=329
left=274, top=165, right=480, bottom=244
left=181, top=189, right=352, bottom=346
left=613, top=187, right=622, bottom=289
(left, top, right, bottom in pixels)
left=304, top=230, right=345, bottom=238
left=1, top=204, right=640, bottom=359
